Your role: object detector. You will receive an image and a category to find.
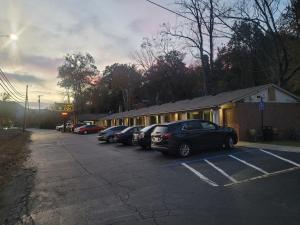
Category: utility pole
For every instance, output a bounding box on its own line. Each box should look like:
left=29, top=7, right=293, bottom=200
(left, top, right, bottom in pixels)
left=38, top=95, right=42, bottom=128
left=22, top=85, right=28, bottom=132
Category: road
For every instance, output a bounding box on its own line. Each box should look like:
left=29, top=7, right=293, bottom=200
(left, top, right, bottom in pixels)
left=27, top=129, right=300, bottom=225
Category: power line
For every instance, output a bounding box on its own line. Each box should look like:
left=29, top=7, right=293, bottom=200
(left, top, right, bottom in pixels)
left=0, top=81, right=23, bottom=103
left=0, top=68, right=25, bottom=97
left=145, top=0, right=232, bottom=36
left=0, top=75, right=25, bottom=102
left=145, top=0, right=196, bottom=22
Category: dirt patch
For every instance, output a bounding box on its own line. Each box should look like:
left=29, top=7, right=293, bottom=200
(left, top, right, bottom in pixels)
left=0, top=130, right=35, bottom=225
left=0, top=130, right=31, bottom=187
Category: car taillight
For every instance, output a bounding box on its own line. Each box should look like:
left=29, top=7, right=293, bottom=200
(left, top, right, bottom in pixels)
left=162, top=133, right=172, bottom=139
left=139, top=132, right=145, bottom=138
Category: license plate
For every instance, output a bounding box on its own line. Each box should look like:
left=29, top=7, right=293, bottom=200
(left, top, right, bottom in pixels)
left=152, top=137, right=161, bottom=142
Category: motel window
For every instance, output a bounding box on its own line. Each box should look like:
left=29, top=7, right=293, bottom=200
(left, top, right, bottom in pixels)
left=150, top=116, right=156, bottom=125
left=203, top=110, right=212, bottom=121
left=177, top=113, right=182, bottom=121
left=157, top=116, right=161, bottom=124
left=187, top=112, right=191, bottom=120
left=190, top=112, right=202, bottom=119
left=129, top=118, right=134, bottom=126
left=165, top=115, right=170, bottom=122
left=119, top=119, right=123, bottom=125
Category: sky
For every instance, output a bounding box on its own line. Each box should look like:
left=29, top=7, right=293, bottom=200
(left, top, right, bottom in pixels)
left=0, top=0, right=179, bottom=108
left=0, top=0, right=290, bottom=108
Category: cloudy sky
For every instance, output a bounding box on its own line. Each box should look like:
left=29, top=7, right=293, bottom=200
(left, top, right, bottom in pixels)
left=0, top=0, right=178, bottom=108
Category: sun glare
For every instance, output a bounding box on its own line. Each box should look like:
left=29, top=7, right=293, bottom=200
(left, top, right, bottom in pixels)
left=9, top=34, right=18, bottom=41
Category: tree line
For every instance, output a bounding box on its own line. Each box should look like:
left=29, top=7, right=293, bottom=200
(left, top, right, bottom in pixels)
left=57, top=0, right=300, bottom=114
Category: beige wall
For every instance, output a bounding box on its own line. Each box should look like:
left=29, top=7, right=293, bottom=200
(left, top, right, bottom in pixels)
left=100, top=102, right=300, bottom=141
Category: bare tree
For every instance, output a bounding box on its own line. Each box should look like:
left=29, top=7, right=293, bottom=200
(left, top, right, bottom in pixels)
left=132, top=34, right=178, bottom=73
left=225, top=0, right=300, bottom=87
left=132, top=38, right=157, bottom=72
left=161, top=0, right=231, bottom=95
left=1, top=93, right=11, bottom=102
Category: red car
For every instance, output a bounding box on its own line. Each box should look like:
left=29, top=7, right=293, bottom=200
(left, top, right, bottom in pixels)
left=71, top=123, right=86, bottom=132
left=74, top=125, right=103, bottom=134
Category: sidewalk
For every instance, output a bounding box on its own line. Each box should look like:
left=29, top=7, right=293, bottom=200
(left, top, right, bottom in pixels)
left=237, top=141, right=300, bottom=153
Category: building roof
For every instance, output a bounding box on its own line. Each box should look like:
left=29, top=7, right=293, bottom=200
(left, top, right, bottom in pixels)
left=101, top=84, right=299, bottom=120
left=78, top=113, right=107, bottom=121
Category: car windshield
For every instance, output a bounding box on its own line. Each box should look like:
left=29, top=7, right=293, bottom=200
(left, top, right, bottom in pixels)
left=115, top=126, right=127, bottom=131
left=120, top=127, right=133, bottom=133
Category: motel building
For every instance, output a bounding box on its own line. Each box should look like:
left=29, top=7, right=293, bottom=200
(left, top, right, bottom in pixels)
left=99, top=84, right=300, bottom=141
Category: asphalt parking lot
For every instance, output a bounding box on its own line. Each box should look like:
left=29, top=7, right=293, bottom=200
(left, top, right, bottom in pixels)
left=26, top=130, right=300, bottom=225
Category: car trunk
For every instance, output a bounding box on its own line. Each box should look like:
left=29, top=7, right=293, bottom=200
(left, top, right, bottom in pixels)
left=151, top=125, right=170, bottom=146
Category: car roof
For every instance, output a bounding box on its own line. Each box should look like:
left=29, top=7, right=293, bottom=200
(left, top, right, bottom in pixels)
left=161, top=119, right=209, bottom=126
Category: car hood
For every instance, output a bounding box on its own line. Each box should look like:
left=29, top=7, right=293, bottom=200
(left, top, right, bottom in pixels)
left=99, top=131, right=110, bottom=136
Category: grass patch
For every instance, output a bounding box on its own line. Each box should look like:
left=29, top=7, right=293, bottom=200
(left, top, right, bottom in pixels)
left=0, top=130, right=31, bottom=188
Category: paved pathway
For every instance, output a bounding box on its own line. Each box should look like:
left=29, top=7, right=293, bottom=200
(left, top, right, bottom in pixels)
left=25, top=130, right=300, bottom=225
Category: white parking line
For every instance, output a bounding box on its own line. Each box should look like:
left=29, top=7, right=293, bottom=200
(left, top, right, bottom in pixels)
left=181, top=163, right=219, bottom=187
left=224, top=166, right=300, bottom=187
left=204, top=159, right=238, bottom=183
left=229, top=155, right=269, bottom=175
left=259, top=149, right=300, bottom=167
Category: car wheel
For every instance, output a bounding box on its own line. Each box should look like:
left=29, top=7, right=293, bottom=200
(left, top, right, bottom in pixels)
left=178, top=143, right=192, bottom=157
left=84, top=130, right=88, bottom=135
left=224, top=136, right=234, bottom=150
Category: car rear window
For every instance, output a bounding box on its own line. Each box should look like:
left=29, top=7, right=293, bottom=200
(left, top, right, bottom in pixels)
left=153, top=126, right=168, bottom=133
left=140, top=125, right=156, bottom=133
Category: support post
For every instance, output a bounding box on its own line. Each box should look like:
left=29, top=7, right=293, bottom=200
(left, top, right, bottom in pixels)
left=22, top=85, right=28, bottom=132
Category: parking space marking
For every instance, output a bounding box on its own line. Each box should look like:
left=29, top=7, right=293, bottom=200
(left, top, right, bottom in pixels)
left=204, top=159, right=238, bottom=183
left=228, top=155, right=269, bottom=175
left=259, top=149, right=300, bottom=167
left=224, top=166, right=300, bottom=187
left=181, top=163, right=219, bottom=187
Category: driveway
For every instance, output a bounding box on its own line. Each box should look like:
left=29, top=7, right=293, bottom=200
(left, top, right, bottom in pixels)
left=27, top=129, right=300, bottom=225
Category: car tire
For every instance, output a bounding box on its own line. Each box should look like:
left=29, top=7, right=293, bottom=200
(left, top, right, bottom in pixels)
left=178, top=143, right=192, bottom=157
left=224, top=136, right=234, bottom=150
left=84, top=131, right=88, bottom=135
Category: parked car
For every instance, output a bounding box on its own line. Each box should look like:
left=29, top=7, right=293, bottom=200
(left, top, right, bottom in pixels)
left=151, top=119, right=238, bottom=157
left=115, top=126, right=144, bottom=145
left=97, top=125, right=128, bottom=143
left=71, top=123, right=86, bottom=132
left=56, top=123, right=72, bottom=131
left=74, top=124, right=103, bottom=134
left=133, top=124, right=157, bottom=149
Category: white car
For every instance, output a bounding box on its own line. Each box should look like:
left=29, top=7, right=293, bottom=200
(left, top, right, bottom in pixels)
left=56, top=123, right=72, bottom=131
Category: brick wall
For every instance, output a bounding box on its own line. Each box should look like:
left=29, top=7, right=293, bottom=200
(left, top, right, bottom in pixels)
left=234, top=102, right=300, bottom=140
